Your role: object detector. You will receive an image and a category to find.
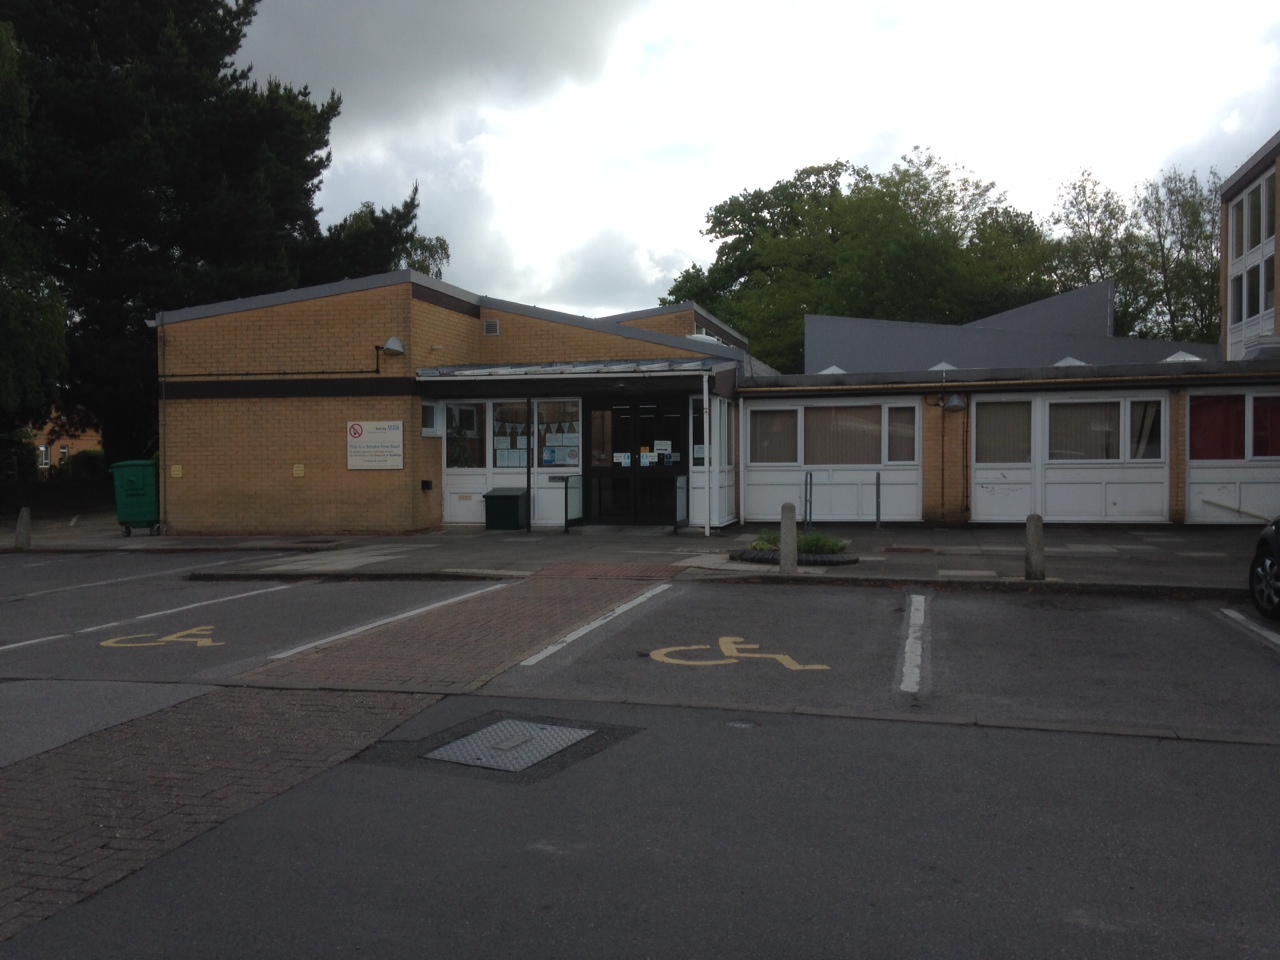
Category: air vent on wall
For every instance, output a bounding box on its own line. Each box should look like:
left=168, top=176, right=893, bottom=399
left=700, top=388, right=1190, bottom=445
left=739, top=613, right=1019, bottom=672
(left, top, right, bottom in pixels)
left=483, top=318, right=500, bottom=336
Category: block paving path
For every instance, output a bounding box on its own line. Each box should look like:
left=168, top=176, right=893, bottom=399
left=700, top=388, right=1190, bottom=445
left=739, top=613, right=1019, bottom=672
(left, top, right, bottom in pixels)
left=1, top=570, right=668, bottom=943
left=235, top=570, right=669, bottom=693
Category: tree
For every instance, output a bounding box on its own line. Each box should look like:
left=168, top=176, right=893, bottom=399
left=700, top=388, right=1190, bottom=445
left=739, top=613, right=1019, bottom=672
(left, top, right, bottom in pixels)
left=1051, top=168, right=1221, bottom=342
left=1130, top=169, right=1220, bottom=342
left=298, top=184, right=449, bottom=285
left=2, top=1, right=446, bottom=459
left=663, top=151, right=1055, bottom=372
left=0, top=21, right=65, bottom=431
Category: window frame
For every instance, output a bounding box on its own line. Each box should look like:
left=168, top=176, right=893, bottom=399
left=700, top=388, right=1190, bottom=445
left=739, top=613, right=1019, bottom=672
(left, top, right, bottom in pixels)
left=1187, top=390, right=1280, bottom=462
left=746, top=402, right=919, bottom=467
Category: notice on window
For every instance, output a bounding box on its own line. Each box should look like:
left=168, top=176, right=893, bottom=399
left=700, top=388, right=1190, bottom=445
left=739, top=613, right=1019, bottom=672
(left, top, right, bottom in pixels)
left=654, top=440, right=672, bottom=454
left=347, top=421, right=403, bottom=470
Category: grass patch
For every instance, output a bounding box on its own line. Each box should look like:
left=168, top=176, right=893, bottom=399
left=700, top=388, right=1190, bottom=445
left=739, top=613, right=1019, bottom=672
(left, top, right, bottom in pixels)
left=748, top=530, right=846, bottom=554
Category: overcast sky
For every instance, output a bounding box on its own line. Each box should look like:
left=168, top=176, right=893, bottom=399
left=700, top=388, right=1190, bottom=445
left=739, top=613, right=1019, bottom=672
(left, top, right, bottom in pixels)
left=237, top=0, right=1280, bottom=318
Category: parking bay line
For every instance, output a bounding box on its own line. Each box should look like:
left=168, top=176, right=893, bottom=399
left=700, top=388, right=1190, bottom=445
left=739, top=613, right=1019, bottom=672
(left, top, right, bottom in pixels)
left=0, top=553, right=291, bottom=603
left=521, top=584, right=671, bottom=666
left=899, top=594, right=926, bottom=693
left=1221, top=608, right=1280, bottom=655
left=0, top=583, right=300, bottom=653
left=268, top=582, right=511, bottom=660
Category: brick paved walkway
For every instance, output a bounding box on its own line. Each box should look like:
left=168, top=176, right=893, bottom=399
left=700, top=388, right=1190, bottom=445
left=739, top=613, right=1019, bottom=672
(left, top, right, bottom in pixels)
left=0, top=689, right=430, bottom=943
left=1, top=573, right=667, bottom=944
left=236, top=575, right=659, bottom=692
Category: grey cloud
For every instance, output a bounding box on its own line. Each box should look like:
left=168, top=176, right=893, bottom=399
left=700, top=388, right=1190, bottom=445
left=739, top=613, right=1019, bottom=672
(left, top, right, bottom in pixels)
left=536, top=230, right=683, bottom=314
left=238, top=0, right=651, bottom=142
left=1161, top=24, right=1280, bottom=180
left=317, top=133, right=532, bottom=295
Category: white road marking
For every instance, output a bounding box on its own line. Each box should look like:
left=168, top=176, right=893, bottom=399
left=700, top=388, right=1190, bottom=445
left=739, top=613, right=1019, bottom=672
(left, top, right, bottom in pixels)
left=268, top=582, right=511, bottom=660
left=900, top=594, right=926, bottom=693
left=521, top=584, right=671, bottom=666
left=0, top=553, right=289, bottom=602
left=0, top=583, right=299, bottom=653
left=1221, top=609, right=1280, bottom=655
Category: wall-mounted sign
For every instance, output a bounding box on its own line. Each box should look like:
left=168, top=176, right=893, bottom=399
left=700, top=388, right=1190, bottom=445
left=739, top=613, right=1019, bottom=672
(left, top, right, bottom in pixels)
left=348, top=421, right=403, bottom=470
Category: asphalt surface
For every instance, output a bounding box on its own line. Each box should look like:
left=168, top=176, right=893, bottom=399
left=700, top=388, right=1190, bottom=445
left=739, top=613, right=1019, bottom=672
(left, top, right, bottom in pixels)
left=3, top=511, right=1279, bottom=957
left=9, top=508, right=1264, bottom=594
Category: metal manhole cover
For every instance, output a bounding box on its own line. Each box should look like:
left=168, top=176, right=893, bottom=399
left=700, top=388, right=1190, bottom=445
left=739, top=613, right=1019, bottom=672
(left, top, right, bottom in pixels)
left=425, top=718, right=596, bottom=772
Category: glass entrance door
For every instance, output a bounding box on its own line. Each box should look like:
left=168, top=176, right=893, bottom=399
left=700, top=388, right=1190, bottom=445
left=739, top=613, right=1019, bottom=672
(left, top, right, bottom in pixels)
left=584, top=399, right=687, bottom=524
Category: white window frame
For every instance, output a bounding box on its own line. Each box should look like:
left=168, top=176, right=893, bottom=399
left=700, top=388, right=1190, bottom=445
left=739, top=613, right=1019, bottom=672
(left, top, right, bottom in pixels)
left=1228, top=169, right=1277, bottom=358
left=745, top=402, right=920, bottom=467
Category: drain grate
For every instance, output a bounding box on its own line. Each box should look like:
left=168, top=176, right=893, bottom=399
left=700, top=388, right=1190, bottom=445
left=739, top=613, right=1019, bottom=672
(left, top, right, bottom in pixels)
left=425, top=718, right=596, bottom=772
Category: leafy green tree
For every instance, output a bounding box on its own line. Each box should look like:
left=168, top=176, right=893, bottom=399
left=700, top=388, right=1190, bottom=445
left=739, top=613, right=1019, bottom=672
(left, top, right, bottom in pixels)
left=664, top=151, right=1056, bottom=372
left=1051, top=168, right=1220, bottom=342
left=0, top=21, right=65, bottom=431
left=1130, top=169, right=1220, bottom=342
left=3, top=1, right=446, bottom=459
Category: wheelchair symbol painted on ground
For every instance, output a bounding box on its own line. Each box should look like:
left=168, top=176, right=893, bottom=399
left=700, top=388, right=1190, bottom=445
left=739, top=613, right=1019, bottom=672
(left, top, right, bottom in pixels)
left=650, top=636, right=829, bottom=671
left=101, top=626, right=223, bottom=648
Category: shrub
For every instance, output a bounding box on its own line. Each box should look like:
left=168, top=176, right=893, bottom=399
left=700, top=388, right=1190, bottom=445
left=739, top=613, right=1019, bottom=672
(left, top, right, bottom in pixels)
left=747, top=529, right=846, bottom=554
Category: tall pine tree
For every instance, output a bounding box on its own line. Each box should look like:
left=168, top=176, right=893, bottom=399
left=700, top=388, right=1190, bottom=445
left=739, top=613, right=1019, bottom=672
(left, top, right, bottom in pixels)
left=2, top=1, right=445, bottom=459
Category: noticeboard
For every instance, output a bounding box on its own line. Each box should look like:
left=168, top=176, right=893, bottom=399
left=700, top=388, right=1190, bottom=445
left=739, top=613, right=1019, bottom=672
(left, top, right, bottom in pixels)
left=347, top=421, right=404, bottom=470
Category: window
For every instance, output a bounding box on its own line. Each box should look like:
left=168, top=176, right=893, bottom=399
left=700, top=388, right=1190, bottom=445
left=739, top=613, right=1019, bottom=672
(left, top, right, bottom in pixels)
left=1049, top=402, right=1120, bottom=460
left=421, top=401, right=442, bottom=437
left=1247, top=264, right=1261, bottom=318
left=1130, top=401, right=1162, bottom=459
left=536, top=400, right=580, bottom=468
left=491, top=401, right=529, bottom=468
left=58, top=445, right=69, bottom=466
left=1266, top=255, right=1276, bottom=313
left=1189, top=395, right=1245, bottom=460
left=804, top=406, right=880, bottom=465
left=975, top=402, right=1031, bottom=463
left=724, top=404, right=737, bottom=468
left=887, top=407, right=916, bottom=462
left=1232, top=198, right=1245, bottom=259
left=1266, top=173, right=1276, bottom=242
left=1231, top=274, right=1244, bottom=324
left=1254, top=396, right=1280, bottom=458
left=1248, top=183, right=1264, bottom=251
left=37, top=444, right=50, bottom=469
left=750, top=410, right=797, bottom=463
left=445, top=403, right=486, bottom=468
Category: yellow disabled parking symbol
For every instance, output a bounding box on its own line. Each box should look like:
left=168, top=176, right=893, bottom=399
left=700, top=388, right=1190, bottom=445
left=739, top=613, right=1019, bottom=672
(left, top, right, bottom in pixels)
left=101, top=626, right=222, bottom=648
left=650, top=636, right=828, bottom=671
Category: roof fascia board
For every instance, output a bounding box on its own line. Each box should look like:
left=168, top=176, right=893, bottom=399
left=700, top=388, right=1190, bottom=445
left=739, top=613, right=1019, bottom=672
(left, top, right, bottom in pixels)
left=607, top=300, right=749, bottom=347
left=151, top=270, right=432, bottom=327
left=417, top=361, right=737, bottom=382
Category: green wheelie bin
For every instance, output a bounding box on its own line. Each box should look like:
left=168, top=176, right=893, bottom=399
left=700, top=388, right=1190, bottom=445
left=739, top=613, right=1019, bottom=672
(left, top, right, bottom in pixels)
left=109, top=460, right=161, bottom=537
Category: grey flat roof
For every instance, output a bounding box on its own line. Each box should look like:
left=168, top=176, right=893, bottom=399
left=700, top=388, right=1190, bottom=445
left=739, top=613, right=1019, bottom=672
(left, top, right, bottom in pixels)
left=741, top=356, right=1280, bottom=395
left=804, top=283, right=1218, bottom=376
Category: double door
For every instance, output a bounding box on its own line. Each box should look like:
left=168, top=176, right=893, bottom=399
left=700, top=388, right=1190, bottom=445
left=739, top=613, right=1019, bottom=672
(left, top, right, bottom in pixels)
left=584, top=400, right=687, bottom=524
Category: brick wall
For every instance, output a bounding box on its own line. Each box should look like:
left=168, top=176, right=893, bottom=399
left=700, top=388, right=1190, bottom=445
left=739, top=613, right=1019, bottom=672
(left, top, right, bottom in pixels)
left=161, top=285, right=413, bottom=380
left=920, top=400, right=970, bottom=524
left=160, top=395, right=435, bottom=534
left=618, top=310, right=696, bottom=338
left=471, top=309, right=706, bottom=365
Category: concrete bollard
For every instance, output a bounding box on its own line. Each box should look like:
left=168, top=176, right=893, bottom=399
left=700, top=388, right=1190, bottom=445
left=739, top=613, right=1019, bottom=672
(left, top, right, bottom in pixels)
left=1025, top=513, right=1045, bottom=581
left=780, top=502, right=798, bottom=575
left=15, top=506, right=31, bottom=550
